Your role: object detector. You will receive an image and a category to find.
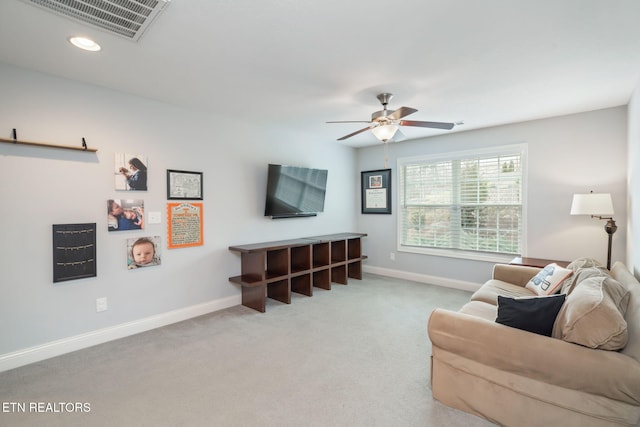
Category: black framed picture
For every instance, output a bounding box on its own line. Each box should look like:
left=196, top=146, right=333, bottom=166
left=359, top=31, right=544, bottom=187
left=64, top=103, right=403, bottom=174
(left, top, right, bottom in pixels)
left=53, top=223, right=97, bottom=283
left=361, top=169, right=391, bottom=214
left=167, top=170, right=203, bottom=200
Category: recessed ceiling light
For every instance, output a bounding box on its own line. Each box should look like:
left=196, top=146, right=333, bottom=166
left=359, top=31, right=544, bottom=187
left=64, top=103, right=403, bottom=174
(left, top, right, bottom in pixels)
left=69, top=36, right=101, bottom=52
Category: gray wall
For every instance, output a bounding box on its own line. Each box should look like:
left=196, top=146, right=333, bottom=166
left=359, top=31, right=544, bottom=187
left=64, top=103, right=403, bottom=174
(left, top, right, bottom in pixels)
left=0, top=63, right=358, bottom=357
left=356, top=107, right=628, bottom=285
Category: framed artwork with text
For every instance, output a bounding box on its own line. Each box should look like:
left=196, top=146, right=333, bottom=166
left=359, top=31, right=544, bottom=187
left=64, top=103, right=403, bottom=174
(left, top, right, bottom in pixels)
left=167, top=202, right=204, bottom=249
left=167, top=170, right=203, bottom=200
left=361, top=169, right=391, bottom=214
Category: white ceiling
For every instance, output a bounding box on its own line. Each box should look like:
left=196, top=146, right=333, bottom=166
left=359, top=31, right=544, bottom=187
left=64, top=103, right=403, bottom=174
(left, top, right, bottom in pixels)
left=1, top=0, right=640, bottom=147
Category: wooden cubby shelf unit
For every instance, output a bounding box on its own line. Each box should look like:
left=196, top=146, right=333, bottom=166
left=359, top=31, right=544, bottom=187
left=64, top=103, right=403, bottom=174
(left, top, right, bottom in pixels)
left=228, top=233, right=367, bottom=312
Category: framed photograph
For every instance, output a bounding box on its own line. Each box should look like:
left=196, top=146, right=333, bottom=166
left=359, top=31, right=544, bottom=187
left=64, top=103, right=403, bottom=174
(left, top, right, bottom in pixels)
left=167, top=202, right=204, bottom=249
left=107, top=199, right=144, bottom=232
left=167, top=170, right=203, bottom=200
left=115, top=153, right=148, bottom=191
left=53, top=223, right=97, bottom=283
left=127, top=236, right=161, bottom=269
left=361, top=169, right=391, bottom=214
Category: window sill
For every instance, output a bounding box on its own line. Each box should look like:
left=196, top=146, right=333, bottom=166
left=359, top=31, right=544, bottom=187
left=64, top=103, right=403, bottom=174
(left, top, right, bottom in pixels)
left=397, top=245, right=515, bottom=264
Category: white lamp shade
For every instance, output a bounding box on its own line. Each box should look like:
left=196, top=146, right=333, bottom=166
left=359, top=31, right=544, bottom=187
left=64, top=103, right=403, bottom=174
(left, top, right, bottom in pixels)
left=570, top=193, right=614, bottom=216
left=371, top=124, right=399, bottom=142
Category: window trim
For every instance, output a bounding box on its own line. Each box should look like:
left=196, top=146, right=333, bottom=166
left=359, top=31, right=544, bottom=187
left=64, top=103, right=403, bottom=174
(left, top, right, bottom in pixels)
left=396, top=143, right=528, bottom=262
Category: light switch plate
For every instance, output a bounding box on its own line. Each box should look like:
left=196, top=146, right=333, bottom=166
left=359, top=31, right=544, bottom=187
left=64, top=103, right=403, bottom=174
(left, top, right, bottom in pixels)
left=148, top=211, right=161, bottom=224
left=96, top=297, right=108, bottom=312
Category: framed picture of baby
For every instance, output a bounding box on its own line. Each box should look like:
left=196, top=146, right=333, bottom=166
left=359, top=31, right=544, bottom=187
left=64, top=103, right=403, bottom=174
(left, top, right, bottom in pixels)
left=108, top=199, right=144, bottom=232
left=114, top=153, right=148, bottom=191
left=127, top=236, right=161, bottom=269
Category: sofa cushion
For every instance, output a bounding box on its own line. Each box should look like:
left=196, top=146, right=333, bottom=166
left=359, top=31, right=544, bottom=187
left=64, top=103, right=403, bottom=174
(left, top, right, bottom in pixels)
left=553, top=276, right=630, bottom=350
left=525, top=263, right=573, bottom=296
left=566, top=257, right=604, bottom=271
left=459, top=300, right=498, bottom=321
left=610, top=262, right=640, bottom=362
left=471, top=279, right=536, bottom=305
left=496, top=294, right=566, bottom=336
left=560, top=266, right=609, bottom=295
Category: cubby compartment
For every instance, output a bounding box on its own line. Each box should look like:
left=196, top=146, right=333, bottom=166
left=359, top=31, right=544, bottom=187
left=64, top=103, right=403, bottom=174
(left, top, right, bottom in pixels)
left=312, top=242, right=330, bottom=268
left=291, top=273, right=312, bottom=296
left=267, top=278, right=290, bottom=304
left=331, top=240, right=346, bottom=263
left=266, top=248, right=289, bottom=280
left=348, top=238, right=361, bottom=260
left=348, top=260, right=362, bottom=280
left=290, top=245, right=311, bottom=274
left=313, top=268, right=331, bottom=290
left=331, top=265, right=347, bottom=284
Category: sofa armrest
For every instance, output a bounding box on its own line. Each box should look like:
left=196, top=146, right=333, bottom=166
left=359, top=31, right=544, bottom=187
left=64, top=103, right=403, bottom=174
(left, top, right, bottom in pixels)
left=428, top=308, right=640, bottom=405
left=492, top=264, right=541, bottom=287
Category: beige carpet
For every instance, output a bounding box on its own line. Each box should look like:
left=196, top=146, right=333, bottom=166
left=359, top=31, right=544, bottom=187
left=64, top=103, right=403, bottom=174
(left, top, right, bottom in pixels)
left=0, top=273, right=495, bottom=426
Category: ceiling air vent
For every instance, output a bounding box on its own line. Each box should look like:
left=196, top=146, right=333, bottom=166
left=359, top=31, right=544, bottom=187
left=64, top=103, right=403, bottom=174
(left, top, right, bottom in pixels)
left=22, top=0, right=171, bottom=41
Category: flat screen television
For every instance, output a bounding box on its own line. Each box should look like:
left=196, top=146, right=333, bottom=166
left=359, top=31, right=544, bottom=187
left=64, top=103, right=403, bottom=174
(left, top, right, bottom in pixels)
left=264, top=164, right=328, bottom=218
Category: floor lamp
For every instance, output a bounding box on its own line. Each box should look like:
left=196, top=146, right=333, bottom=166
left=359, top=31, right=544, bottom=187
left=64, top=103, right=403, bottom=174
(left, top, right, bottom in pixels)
left=570, top=192, right=617, bottom=269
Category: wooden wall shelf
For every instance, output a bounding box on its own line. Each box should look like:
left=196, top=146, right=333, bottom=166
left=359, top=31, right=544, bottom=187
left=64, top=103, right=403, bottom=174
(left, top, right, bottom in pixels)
left=229, top=233, right=367, bottom=312
left=0, top=137, right=97, bottom=152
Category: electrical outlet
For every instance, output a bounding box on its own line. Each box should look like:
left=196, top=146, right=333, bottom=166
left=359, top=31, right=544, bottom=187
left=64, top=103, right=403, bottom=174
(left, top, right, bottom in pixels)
left=96, top=297, right=108, bottom=312
left=389, top=252, right=395, bottom=261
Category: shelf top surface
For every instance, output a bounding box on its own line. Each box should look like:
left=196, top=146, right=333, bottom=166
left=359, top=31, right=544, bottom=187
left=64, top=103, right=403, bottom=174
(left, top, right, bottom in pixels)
left=305, top=232, right=367, bottom=242
left=229, top=238, right=320, bottom=253
left=228, top=233, right=366, bottom=253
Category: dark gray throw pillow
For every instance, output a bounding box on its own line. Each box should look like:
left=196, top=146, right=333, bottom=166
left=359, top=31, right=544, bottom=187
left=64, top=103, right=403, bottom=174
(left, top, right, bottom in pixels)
left=496, top=294, right=566, bottom=337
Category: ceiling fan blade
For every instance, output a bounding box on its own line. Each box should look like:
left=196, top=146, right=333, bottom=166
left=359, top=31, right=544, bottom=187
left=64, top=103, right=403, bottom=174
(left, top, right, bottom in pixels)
left=387, top=106, right=417, bottom=120
left=326, top=120, right=372, bottom=124
left=400, top=120, right=455, bottom=130
left=336, top=125, right=374, bottom=141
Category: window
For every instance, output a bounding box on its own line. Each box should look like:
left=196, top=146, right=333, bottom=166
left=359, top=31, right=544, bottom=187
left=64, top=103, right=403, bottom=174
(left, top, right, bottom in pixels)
left=398, top=145, right=526, bottom=260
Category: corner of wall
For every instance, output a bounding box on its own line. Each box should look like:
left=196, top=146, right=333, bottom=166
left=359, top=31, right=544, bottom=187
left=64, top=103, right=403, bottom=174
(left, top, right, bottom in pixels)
left=628, top=81, right=640, bottom=278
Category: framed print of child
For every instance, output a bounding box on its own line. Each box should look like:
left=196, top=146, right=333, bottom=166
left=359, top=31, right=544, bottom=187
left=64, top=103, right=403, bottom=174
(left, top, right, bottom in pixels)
left=127, top=236, right=161, bottom=269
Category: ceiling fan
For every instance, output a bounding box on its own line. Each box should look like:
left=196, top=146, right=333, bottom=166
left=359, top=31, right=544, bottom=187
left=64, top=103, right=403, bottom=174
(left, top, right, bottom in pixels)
left=327, top=93, right=455, bottom=142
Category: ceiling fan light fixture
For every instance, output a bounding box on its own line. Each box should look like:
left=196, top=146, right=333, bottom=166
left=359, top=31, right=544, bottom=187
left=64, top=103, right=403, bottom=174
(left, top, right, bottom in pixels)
left=328, top=93, right=455, bottom=142
left=371, top=124, right=399, bottom=142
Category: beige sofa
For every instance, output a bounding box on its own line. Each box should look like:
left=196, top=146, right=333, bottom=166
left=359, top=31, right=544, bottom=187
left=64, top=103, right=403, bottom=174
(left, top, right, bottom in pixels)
left=428, top=260, right=640, bottom=426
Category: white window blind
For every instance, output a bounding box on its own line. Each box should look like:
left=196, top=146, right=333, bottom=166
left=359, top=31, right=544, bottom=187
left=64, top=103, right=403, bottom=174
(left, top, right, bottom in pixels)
left=398, top=145, right=525, bottom=257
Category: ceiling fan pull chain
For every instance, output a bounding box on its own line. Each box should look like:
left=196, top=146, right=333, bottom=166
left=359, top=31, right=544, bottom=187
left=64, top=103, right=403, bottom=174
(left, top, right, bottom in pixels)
left=383, top=141, right=389, bottom=168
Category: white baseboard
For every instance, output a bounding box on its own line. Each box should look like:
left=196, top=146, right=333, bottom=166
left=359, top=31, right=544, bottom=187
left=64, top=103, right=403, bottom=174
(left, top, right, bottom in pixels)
left=0, top=295, right=241, bottom=373
left=363, top=265, right=481, bottom=293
